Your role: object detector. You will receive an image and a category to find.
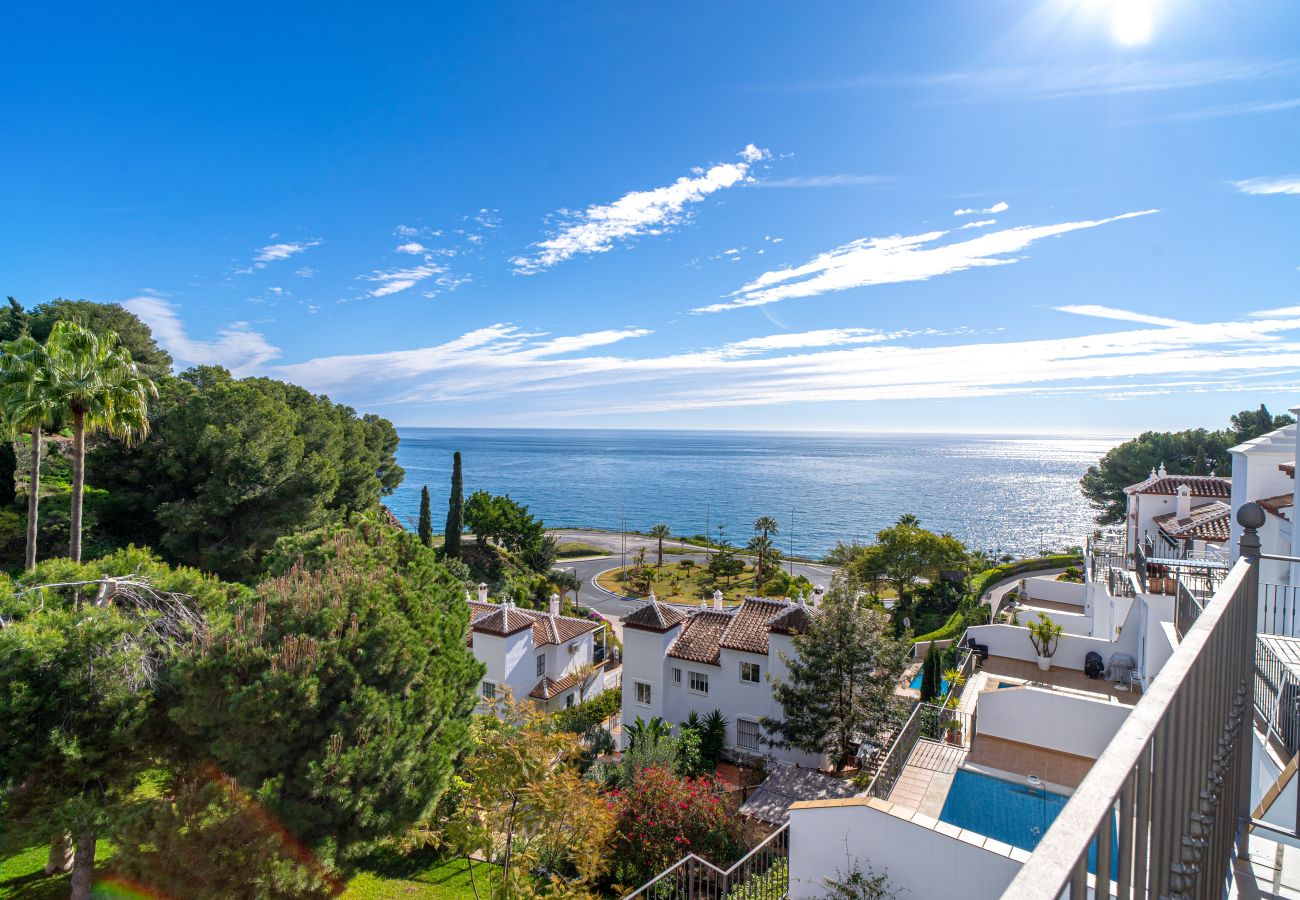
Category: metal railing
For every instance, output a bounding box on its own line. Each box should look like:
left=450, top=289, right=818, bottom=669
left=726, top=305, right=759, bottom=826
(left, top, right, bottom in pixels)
left=1175, top=577, right=1203, bottom=639
left=863, top=702, right=927, bottom=800
left=1002, top=511, right=1261, bottom=900
left=1255, top=635, right=1300, bottom=757
left=622, top=821, right=789, bottom=899
left=1260, top=582, right=1300, bottom=637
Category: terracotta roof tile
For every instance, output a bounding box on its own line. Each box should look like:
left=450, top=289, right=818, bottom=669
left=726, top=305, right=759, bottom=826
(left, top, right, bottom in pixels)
left=767, top=604, right=815, bottom=635
left=622, top=601, right=689, bottom=633
left=467, top=601, right=598, bottom=644
left=667, top=612, right=731, bottom=665
left=1259, top=493, right=1294, bottom=520
left=719, top=598, right=790, bottom=654
left=1124, top=474, right=1231, bottom=498
left=1152, top=501, right=1231, bottom=543
left=528, top=663, right=604, bottom=700
left=1281, top=461, right=1296, bottom=478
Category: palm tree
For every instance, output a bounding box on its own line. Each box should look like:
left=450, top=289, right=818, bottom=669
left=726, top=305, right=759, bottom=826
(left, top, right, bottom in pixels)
left=0, top=336, right=61, bottom=570
left=751, top=516, right=780, bottom=592
left=748, top=534, right=776, bottom=593
left=44, top=321, right=157, bottom=562
left=648, top=523, right=672, bottom=567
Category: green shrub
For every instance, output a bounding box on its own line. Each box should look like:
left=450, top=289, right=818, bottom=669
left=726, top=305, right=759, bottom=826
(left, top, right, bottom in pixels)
left=968, top=554, right=1082, bottom=601
left=547, top=688, right=621, bottom=735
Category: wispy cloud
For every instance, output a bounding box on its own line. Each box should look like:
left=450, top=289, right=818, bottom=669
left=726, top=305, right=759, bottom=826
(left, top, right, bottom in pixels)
left=954, top=201, right=1008, bottom=216
left=694, top=209, right=1157, bottom=313
left=959, top=219, right=997, bottom=230
left=122, top=295, right=280, bottom=374
left=1055, top=304, right=1188, bottom=327
left=1234, top=175, right=1300, bottom=196
left=252, top=239, right=322, bottom=268
left=511, top=145, right=770, bottom=274
left=799, top=58, right=1299, bottom=100
left=1135, top=97, right=1300, bottom=124
left=271, top=312, right=1300, bottom=418
left=753, top=174, right=890, bottom=189
left=361, top=263, right=449, bottom=298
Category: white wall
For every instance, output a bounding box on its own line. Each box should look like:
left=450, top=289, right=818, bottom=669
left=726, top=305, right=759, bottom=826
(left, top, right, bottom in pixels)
left=1022, top=576, right=1086, bottom=607
left=788, top=801, right=1023, bottom=899
left=620, top=624, right=678, bottom=742
left=966, top=623, right=1139, bottom=672
left=975, top=685, right=1131, bottom=759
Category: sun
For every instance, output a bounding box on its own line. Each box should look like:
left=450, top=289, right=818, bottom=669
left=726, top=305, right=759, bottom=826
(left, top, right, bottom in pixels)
left=1109, top=0, right=1156, bottom=45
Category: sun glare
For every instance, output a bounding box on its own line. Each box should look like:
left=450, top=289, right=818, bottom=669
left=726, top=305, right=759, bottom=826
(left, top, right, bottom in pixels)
left=1110, top=0, right=1155, bottom=45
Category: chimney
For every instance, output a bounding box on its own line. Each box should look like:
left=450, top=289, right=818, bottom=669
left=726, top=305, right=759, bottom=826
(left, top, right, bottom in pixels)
left=476, top=583, right=489, bottom=603
left=713, top=589, right=724, bottom=610
left=797, top=592, right=806, bottom=608
left=549, top=593, right=561, bottom=617
left=465, top=590, right=472, bottom=603
left=812, top=584, right=825, bottom=607
left=700, top=598, right=708, bottom=609
left=1158, top=462, right=1167, bottom=478
left=1176, top=484, right=1192, bottom=520
left=648, top=590, right=657, bottom=605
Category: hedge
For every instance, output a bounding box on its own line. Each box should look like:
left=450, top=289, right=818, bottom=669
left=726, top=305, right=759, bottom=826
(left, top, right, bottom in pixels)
left=910, top=554, right=1081, bottom=644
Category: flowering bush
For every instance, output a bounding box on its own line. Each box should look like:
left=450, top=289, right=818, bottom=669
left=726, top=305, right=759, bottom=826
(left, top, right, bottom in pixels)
left=609, top=765, right=743, bottom=884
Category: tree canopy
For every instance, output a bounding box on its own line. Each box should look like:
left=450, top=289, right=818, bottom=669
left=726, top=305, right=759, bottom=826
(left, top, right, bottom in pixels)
left=89, top=366, right=403, bottom=580
left=850, top=514, right=967, bottom=602
left=27, top=299, right=174, bottom=381
left=763, top=583, right=909, bottom=769
left=1080, top=404, right=1294, bottom=525
left=168, top=519, right=482, bottom=869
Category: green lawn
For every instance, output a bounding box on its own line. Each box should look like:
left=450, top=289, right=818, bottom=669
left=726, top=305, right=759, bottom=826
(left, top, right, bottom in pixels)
left=0, top=837, right=481, bottom=900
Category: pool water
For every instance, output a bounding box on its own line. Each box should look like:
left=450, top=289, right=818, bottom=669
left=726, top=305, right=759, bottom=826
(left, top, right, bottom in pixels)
left=938, top=770, right=1117, bottom=875
left=908, top=672, right=950, bottom=694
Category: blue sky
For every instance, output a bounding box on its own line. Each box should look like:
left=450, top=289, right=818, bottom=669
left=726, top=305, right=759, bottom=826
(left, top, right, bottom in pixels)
left=3, top=1, right=1300, bottom=434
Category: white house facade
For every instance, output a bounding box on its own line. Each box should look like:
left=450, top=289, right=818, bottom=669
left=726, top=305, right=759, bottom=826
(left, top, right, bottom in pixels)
left=466, top=589, right=612, bottom=712
left=1229, top=421, right=1296, bottom=583
left=1122, top=466, right=1232, bottom=563
left=620, top=595, right=825, bottom=769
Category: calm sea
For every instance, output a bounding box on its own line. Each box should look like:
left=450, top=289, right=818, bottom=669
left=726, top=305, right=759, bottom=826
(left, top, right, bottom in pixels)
left=389, top=429, right=1120, bottom=559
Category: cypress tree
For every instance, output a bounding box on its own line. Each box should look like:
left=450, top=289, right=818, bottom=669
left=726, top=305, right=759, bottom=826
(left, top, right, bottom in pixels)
left=418, top=485, right=433, bottom=547
left=919, top=644, right=938, bottom=702
left=444, top=451, right=463, bottom=558
left=0, top=297, right=28, bottom=341
left=0, top=439, right=15, bottom=506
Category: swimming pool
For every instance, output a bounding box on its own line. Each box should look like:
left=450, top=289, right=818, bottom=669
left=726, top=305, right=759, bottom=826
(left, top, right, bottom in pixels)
left=908, top=672, right=950, bottom=694
left=938, top=769, right=1116, bottom=874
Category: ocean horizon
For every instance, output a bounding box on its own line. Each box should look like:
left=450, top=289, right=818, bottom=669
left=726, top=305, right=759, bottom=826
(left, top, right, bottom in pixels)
left=390, top=428, right=1121, bottom=559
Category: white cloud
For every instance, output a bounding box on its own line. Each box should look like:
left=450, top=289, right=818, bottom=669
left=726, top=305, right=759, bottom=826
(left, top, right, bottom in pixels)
left=396, top=241, right=428, bottom=255
left=1136, top=97, right=1300, bottom=123
left=754, top=174, right=890, bottom=188
left=959, top=219, right=997, bottom=230
left=252, top=239, right=322, bottom=268
left=295, top=266, right=316, bottom=278
left=695, top=209, right=1157, bottom=313
left=1234, top=176, right=1300, bottom=196
left=270, top=312, right=1300, bottom=417
left=1054, top=305, right=1188, bottom=327
left=954, top=201, right=1008, bottom=216
left=512, top=145, right=770, bottom=273
left=122, top=296, right=280, bottom=374
left=361, top=263, right=448, bottom=298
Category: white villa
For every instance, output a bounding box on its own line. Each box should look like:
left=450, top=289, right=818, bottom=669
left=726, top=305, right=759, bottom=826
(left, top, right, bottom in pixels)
left=620, top=591, right=824, bottom=768
left=465, top=586, right=616, bottom=711
left=1122, top=465, right=1232, bottom=564
left=1229, top=421, right=1297, bottom=585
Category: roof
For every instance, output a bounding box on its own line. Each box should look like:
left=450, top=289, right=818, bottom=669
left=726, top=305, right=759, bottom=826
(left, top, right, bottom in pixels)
left=1231, top=423, right=1298, bottom=455
left=1124, top=472, right=1231, bottom=498
left=1259, top=493, right=1295, bottom=520
left=621, top=601, right=689, bottom=633
left=1152, top=501, right=1231, bottom=543
left=467, top=601, right=600, bottom=645
left=1282, top=461, right=1296, bottom=478
left=528, top=663, right=603, bottom=700
left=667, top=598, right=817, bottom=666
left=738, top=766, right=860, bottom=825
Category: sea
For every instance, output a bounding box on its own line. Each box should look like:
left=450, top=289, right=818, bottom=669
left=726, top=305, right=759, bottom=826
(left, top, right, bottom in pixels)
left=389, top=429, right=1121, bottom=559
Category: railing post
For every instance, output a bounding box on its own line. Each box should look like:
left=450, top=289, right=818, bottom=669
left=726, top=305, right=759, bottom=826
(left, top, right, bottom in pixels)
left=1236, top=502, right=1265, bottom=859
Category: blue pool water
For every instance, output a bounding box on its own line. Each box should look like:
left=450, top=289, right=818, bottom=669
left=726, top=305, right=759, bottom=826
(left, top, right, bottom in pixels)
left=908, top=672, right=949, bottom=694
left=939, top=770, right=1117, bottom=875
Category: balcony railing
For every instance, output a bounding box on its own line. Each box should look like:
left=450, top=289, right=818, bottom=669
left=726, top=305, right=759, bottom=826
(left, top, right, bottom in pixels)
left=1255, top=634, right=1300, bottom=757
left=622, top=821, right=789, bottom=900
left=1260, top=582, right=1300, bottom=637
left=1002, top=504, right=1263, bottom=900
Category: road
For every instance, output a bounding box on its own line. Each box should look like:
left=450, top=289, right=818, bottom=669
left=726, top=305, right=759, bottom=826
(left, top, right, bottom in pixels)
left=549, top=528, right=839, bottom=637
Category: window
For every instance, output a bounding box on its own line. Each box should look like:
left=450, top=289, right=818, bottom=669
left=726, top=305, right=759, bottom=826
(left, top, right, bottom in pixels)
left=482, top=681, right=497, bottom=701
left=740, top=661, right=761, bottom=684
left=635, top=681, right=652, bottom=705
left=737, top=719, right=761, bottom=751
left=537, top=654, right=546, bottom=677
left=565, top=693, right=576, bottom=708
left=688, top=671, right=709, bottom=694
left=671, top=667, right=682, bottom=685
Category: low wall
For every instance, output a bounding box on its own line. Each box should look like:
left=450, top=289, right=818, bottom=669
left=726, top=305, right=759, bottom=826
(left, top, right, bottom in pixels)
left=1017, top=606, right=1092, bottom=636
left=976, top=685, right=1132, bottom=759
left=788, top=800, right=1023, bottom=899
left=965, top=623, right=1139, bottom=672
left=1022, top=575, right=1086, bottom=607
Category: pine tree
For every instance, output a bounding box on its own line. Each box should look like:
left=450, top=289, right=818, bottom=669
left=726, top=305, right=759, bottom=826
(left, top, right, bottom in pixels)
left=0, top=296, right=28, bottom=341
left=418, top=484, right=433, bottom=546
left=444, top=450, right=463, bottom=558
left=763, top=583, right=909, bottom=770
left=1193, top=446, right=1208, bottom=476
